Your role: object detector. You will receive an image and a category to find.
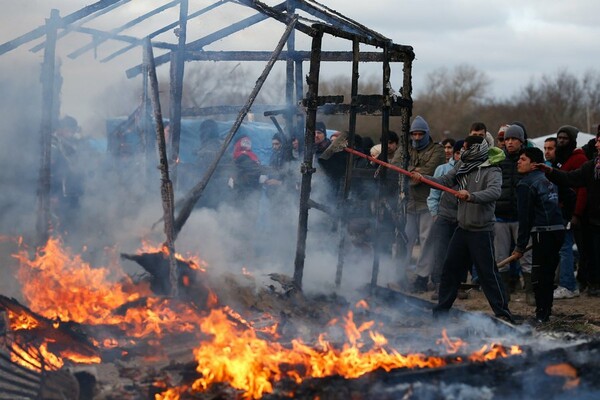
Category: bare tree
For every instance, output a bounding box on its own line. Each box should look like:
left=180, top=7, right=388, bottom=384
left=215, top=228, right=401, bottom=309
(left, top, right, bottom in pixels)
left=414, top=64, right=491, bottom=140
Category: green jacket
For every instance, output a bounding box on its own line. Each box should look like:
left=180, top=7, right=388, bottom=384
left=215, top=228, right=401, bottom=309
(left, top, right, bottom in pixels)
left=405, top=140, right=445, bottom=212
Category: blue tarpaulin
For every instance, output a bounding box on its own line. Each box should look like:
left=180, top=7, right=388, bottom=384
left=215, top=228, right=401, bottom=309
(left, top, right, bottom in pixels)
left=105, top=118, right=279, bottom=165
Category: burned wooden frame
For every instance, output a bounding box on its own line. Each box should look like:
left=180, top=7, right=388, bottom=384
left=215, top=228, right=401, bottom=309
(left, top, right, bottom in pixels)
left=0, top=0, right=414, bottom=291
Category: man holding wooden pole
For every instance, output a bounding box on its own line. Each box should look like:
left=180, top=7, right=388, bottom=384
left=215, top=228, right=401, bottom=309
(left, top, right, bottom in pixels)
left=411, top=136, right=514, bottom=323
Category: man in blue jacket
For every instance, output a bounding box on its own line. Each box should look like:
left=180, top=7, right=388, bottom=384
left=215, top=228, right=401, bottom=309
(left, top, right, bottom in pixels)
left=512, top=147, right=565, bottom=324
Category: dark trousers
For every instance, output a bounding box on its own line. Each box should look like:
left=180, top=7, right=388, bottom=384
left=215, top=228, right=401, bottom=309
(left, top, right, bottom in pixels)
left=531, top=230, right=565, bottom=319
left=430, top=217, right=457, bottom=284
left=434, top=228, right=512, bottom=319
left=583, top=224, right=600, bottom=287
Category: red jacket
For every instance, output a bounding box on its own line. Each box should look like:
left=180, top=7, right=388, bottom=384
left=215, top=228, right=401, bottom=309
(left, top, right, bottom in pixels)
left=561, top=148, right=588, bottom=217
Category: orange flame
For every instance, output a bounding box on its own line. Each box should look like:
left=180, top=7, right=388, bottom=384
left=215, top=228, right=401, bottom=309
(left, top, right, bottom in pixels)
left=12, top=238, right=211, bottom=338
left=157, top=311, right=522, bottom=399
left=436, top=329, right=467, bottom=354
left=10, top=237, right=524, bottom=398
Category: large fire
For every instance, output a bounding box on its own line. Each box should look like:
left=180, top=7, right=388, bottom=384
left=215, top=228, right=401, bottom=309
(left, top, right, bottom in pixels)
left=5, top=237, right=523, bottom=399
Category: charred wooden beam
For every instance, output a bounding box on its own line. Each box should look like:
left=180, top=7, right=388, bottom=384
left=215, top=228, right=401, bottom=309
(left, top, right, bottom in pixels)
left=144, top=38, right=179, bottom=297
left=0, top=0, right=123, bottom=56
left=126, top=2, right=289, bottom=78
left=120, top=252, right=208, bottom=301
left=67, top=0, right=181, bottom=59
left=30, top=0, right=132, bottom=53
left=369, top=45, right=393, bottom=289
left=235, top=0, right=316, bottom=37
left=293, top=27, right=323, bottom=290
left=101, top=0, right=231, bottom=63
left=306, top=199, right=337, bottom=217
left=185, top=49, right=402, bottom=62
left=295, top=0, right=386, bottom=42
left=70, top=26, right=176, bottom=52
left=168, top=0, right=188, bottom=190
left=171, top=16, right=298, bottom=238
left=35, top=9, right=60, bottom=248
left=0, top=296, right=100, bottom=361
left=183, top=104, right=288, bottom=117
left=334, top=39, right=360, bottom=288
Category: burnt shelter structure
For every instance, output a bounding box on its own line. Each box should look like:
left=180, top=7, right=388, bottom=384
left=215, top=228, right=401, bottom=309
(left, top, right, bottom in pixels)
left=0, top=0, right=415, bottom=291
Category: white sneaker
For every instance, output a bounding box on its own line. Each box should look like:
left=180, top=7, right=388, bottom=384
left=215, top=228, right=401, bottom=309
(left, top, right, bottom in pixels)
left=553, top=286, right=580, bottom=299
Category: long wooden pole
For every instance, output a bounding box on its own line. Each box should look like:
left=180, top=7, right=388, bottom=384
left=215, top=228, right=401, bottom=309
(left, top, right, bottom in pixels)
left=171, top=16, right=298, bottom=238
left=168, top=0, right=188, bottom=190
left=144, top=37, right=179, bottom=297
left=36, top=9, right=60, bottom=247
left=343, top=147, right=460, bottom=196
left=293, top=27, right=323, bottom=291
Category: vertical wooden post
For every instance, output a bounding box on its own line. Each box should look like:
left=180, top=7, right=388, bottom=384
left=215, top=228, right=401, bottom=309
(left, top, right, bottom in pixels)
left=295, top=60, right=304, bottom=143
left=168, top=0, right=188, bottom=190
left=370, top=45, right=391, bottom=289
left=144, top=37, right=179, bottom=297
left=284, top=0, right=296, bottom=146
left=293, top=28, right=323, bottom=291
left=36, top=9, right=60, bottom=247
left=334, top=38, right=360, bottom=287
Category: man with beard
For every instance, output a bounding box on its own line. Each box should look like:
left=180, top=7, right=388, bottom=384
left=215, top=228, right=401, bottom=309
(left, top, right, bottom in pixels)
left=411, top=136, right=514, bottom=322
left=553, top=125, right=588, bottom=299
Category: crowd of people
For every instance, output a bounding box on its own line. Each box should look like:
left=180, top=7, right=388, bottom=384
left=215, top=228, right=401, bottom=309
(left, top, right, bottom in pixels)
left=49, top=113, right=600, bottom=325
left=407, top=117, right=600, bottom=324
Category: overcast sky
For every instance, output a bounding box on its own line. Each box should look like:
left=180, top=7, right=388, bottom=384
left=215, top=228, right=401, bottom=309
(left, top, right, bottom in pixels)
left=1, top=0, right=599, bottom=127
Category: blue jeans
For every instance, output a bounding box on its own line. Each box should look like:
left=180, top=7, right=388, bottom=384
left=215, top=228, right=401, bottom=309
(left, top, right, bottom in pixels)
left=558, top=229, right=577, bottom=291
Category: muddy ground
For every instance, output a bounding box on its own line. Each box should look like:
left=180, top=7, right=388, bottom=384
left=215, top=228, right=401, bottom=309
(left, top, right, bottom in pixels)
left=410, top=283, right=600, bottom=337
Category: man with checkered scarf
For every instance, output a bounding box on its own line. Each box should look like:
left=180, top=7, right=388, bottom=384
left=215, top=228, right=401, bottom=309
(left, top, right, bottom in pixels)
left=411, top=135, right=514, bottom=323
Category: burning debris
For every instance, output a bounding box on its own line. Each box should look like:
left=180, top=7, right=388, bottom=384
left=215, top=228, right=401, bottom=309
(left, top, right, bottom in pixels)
left=1, top=236, right=600, bottom=400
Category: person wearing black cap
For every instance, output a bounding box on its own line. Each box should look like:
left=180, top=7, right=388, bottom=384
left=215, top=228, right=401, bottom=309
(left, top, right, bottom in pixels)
left=553, top=125, right=588, bottom=299
left=314, top=121, right=330, bottom=157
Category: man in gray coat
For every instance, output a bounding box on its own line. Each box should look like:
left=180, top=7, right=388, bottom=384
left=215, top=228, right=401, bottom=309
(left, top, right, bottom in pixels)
left=411, top=136, right=514, bottom=322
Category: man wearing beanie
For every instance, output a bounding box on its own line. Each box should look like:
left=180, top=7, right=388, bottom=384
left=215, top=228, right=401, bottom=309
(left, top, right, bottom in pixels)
left=391, top=115, right=445, bottom=292
left=494, top=124, right=534, bottom=304
left=412, top=136, right=514, bottom=322
left=552, top=125, right=588, bottom=299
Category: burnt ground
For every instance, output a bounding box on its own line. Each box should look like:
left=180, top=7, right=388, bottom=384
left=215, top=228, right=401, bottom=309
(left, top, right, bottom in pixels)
left=409, top=283, right=600, bottom=338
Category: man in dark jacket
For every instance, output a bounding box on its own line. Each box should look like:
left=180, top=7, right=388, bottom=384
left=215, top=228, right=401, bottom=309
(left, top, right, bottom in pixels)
left=494, top=124, right=532, bottom=301
left=553, top=125, right=588, bottom=298
left=513, top=147, right=565, bottom=323
left=538, top=133, right=600, bottom=297
left=412, top=136, right=514, bottom=322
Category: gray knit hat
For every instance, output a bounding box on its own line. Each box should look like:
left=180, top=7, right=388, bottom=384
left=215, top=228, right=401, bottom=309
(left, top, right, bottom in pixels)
left=504, top=125, right=524, bottom=142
